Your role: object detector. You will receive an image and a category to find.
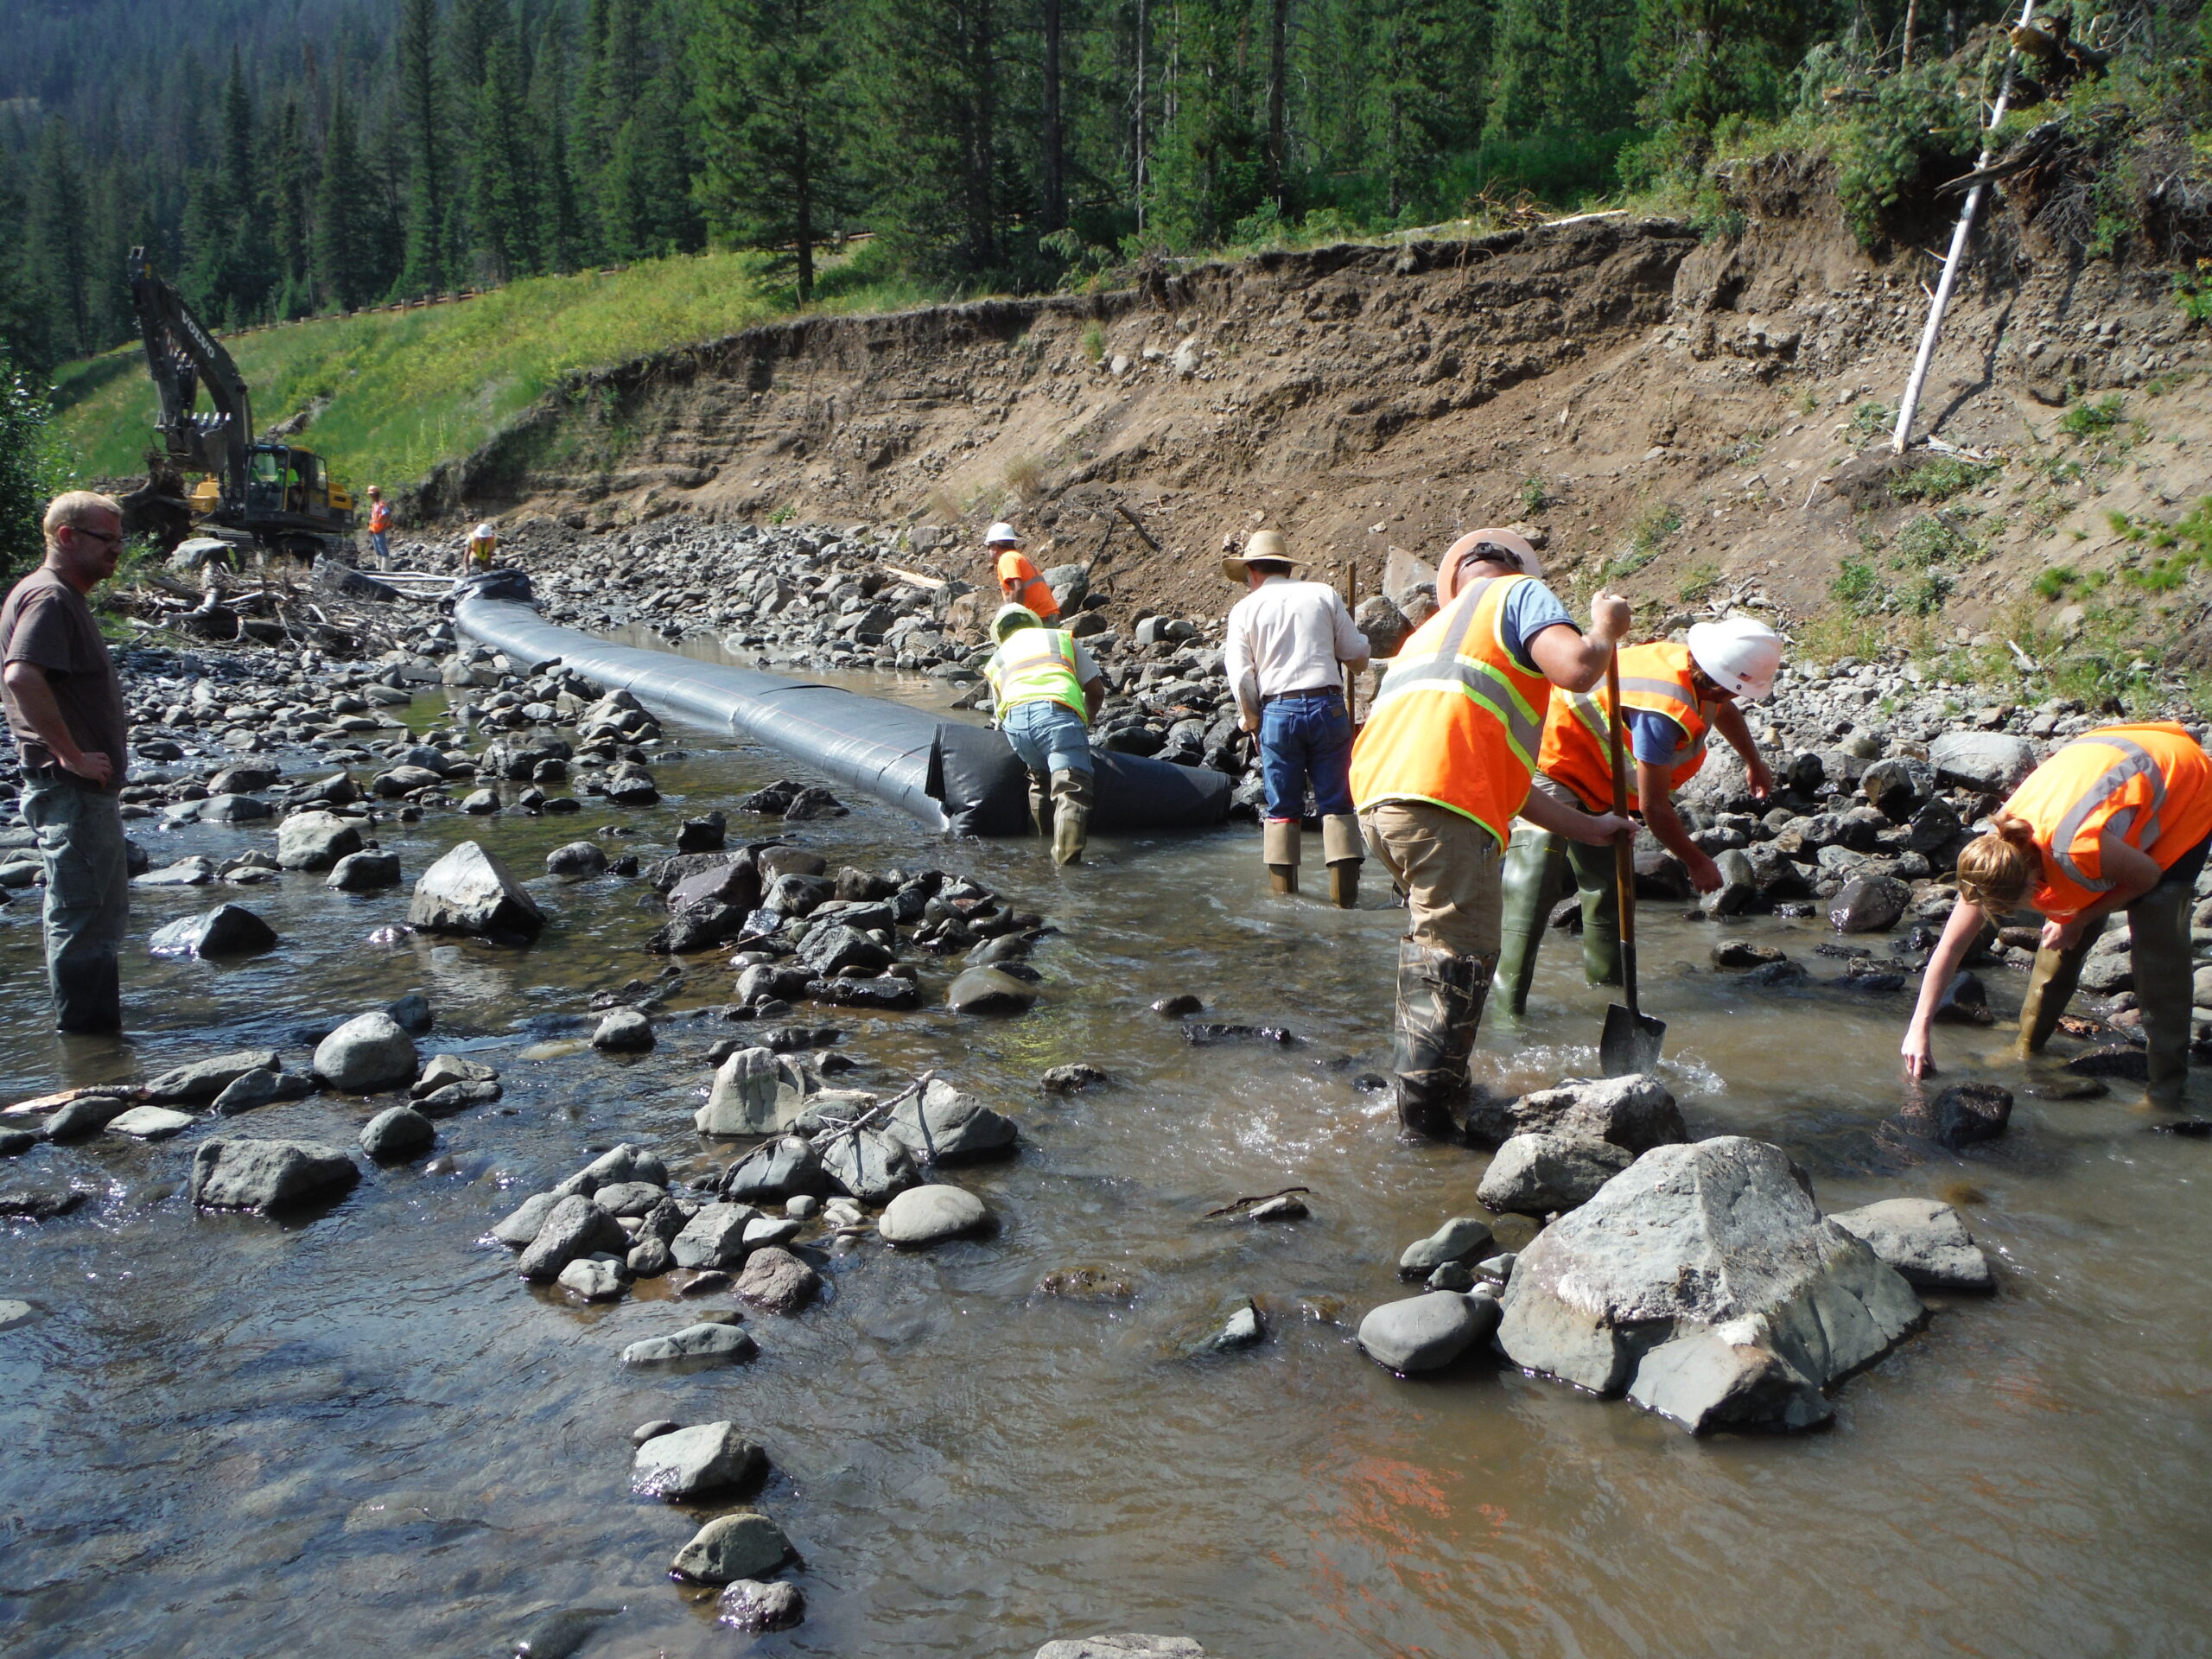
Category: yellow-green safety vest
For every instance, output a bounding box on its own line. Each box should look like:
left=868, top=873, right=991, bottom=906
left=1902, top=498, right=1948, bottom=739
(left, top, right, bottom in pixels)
left=985, top=629, right=1088, bottom=720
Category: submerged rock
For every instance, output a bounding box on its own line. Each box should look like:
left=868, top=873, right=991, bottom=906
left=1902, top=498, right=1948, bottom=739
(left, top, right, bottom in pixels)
left=716, top=1578, right=805, bottom=1632
left=946, top=965, right=1039, bottom=1014
left=1827, top=1197, right=1995, bottom=1292
left=621, top=1321, right=758, bottom=1368
left=632, top=1421, right=766, bottom=1500
left=105, top=1105, right=196, bottom=1141
left=188, top=1138, right=359, bottom=1211
left=1358, top=1291, right=1499, bottom=1375
left=1034, top=1639, right=1207, bottom=1659
left=147, top=1049, right=279, bottom=1105
left=359, top=1106, right=435, bottom=1160
left=1929, top=1082, right=2013, bottom=1148
left=1497, top=1136, right=1923, bottom=1431
left=147, top=903, right=277, bottom=958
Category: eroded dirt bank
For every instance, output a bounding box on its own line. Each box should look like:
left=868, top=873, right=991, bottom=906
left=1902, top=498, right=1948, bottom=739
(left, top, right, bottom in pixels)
left=432, top=168, right=2211, bottom=653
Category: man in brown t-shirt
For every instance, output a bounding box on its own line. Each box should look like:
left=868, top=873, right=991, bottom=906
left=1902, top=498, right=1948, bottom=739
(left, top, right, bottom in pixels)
left=1, top=492, right=130, bottom=1033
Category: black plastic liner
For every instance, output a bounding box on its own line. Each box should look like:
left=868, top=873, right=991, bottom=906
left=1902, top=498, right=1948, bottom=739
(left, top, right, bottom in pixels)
left=452, top=585, right=1230, bottom=836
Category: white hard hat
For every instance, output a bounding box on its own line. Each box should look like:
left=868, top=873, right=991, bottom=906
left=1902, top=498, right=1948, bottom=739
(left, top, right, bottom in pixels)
left=473, top=522, right=497, bottom=541
left=984, top=522, right=1020, bottom=546
left=1444, top=529, right=1542, bottom=583
left=1688, top=616, right=1784, bottom=701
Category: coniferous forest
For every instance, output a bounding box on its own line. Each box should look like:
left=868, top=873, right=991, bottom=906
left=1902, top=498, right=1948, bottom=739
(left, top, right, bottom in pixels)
left=0, top=0, right=2152, bottom=375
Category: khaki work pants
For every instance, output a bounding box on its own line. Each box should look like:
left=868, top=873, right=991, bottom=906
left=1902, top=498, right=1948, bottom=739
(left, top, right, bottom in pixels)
left=1360, top=800, right=1503, bottom=956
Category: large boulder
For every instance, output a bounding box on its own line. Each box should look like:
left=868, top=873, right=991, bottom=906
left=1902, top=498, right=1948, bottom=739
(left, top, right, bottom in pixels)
left=1929, top=731, right=2039, bottom=794
left=147, top=903, right=277, bottom=958
left=818, top=1127, right=918, bottom=1203
left=313, top=1012, right=420, bottom=1093
left=721, top=1135, right=827, bottom=1202
left=1466, top=1073, right=1687, bottom=1154
left=326, top=851, right=402, bottom=892
left=517, top=1194, right=628, bottom=1281
left=188, top=1138, right=359, bottom=1211
left=882, top=1080, right=1018, bottom=1164
left=670, top=1511, right=791, bottom=1585
left=696, top=1046, right=804, bottom=1136
left=798, top=923, right=893, bottom=979
left=407, top=841, right=545, bottom=939
left=671, top=1202, right=759, bottom=1269
left=1497, top=1136, right=1923, bottom=1430
left=275, top=810, right=363, bottom=870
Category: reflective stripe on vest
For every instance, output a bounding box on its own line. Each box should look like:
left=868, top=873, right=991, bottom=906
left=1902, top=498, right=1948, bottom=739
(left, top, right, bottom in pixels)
left=2003, top=722, right=2212, bottom=918
left=985, top=629, right=1086, bottom=716
left=1349, top=575, right=1554, bottom=844
left=1539, top=640, right=1713, bottom=811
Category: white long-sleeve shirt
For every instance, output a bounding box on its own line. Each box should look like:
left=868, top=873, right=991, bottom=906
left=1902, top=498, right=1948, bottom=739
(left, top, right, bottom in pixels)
left=1224, top=575, right=1370, bottom=722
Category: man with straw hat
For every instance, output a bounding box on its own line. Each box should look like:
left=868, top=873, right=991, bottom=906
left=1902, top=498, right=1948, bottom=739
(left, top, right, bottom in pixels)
left=1223, top=528, right=1370, bottom=904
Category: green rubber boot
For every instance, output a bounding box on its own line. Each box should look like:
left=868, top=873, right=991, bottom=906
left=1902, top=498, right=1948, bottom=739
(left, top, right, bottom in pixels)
left=2017, top=918, right=2103, bottom=1058
left=1566, top=836, right=1624, bottom=988
left=1496, top=830, right=1567, bottom=1018
left=2130, top=881, right=2195, bottom=1111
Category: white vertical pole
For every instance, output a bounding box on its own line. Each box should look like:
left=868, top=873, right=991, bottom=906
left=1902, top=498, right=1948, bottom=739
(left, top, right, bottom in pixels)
left=1891, top=0, right=2037, bottom=455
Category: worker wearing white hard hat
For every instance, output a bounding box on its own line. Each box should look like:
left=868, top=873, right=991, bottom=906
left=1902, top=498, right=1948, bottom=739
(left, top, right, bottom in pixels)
left=460, top=520, right=499, bottom=577
left=1496, top=612, right=1783, bottom=1017
left=986, top=522, right=1061, bottom=624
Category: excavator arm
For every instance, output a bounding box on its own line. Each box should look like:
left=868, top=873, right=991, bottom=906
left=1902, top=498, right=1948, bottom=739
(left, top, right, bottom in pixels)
left=128, top=247, right=253, bottom=507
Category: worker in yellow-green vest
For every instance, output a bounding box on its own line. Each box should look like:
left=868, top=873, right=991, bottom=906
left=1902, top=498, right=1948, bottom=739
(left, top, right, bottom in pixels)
left=982, top=603, right=1108, bottom=866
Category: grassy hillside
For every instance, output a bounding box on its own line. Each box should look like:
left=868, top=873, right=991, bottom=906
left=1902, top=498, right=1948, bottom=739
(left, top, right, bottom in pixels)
left=49, top=249, right=931, bottom=498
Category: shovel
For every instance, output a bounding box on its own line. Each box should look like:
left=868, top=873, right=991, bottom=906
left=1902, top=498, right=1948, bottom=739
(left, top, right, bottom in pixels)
left=1599, top=648, right=1666, bottom=1076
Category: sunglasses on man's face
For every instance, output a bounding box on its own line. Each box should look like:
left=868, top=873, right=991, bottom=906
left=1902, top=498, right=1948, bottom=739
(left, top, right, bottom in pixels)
left=72, top=528, right=123, bottom=548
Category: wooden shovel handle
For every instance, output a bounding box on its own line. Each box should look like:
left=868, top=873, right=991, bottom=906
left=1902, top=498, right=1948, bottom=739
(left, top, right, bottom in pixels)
left=1605, top=649, right=1640, bottom=1017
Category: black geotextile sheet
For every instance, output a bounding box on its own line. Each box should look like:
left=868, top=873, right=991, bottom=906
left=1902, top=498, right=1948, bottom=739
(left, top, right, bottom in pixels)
left=453, top=586, right=1230, bottom=837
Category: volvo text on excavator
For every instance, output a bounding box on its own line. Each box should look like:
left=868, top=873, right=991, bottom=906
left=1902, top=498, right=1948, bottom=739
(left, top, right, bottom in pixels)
left=126, top=246, right=354, bottom=556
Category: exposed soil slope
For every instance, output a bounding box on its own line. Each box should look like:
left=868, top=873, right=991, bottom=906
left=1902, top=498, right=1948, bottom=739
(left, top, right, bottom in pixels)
left=445, top=165, right=2212, bottom=659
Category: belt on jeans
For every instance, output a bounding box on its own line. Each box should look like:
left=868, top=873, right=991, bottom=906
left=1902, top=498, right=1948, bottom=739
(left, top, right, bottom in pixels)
left=1262, top=686, right=1342, bottom=704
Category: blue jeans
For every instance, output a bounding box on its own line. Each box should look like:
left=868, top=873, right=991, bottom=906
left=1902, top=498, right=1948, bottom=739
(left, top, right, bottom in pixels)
left=1001, top=699, right=1094, bottom=777
left=369, top=530, right=390, bottom=565
left=22, top=775, right=130, bottom=1033
left=1260, top=690, right=1353, bottom=821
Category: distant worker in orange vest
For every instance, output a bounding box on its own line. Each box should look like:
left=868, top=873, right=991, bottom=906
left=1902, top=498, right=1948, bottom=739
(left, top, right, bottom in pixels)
left=1903, top=722, right=2212, bottom=1110
left=459, top=520, right=499, bottom=578
left=365, top=486, right=391, bottom=567
left=987, top=523, right=1061, bottom=625
left=1497, top=617, right=1782, bottom=1014
left=1350, top=530, right=1632, bottom=1139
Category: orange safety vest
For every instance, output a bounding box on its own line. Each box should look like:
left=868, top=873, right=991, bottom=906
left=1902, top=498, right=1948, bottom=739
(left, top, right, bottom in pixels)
left=368, top=500, right=391, bottom=533
left=2003, top=722, right=2212, bottom=918
left=1349, top=574, right=1554, bottom=847
left=1538, top=640, right=1719, bottom=813
left=995, top=551, right=1060, bottom=622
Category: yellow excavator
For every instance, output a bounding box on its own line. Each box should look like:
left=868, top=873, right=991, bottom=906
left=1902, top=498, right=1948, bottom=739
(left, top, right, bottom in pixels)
left=125, top=247, right=355, bottom=556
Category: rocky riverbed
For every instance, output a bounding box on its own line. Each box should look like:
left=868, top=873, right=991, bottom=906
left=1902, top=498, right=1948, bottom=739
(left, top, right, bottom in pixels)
left=3, top=526, right=2212, bottom=1655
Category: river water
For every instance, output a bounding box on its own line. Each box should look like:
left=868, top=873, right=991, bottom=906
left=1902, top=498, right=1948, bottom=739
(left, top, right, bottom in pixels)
left=3, top=645, right=2209, bottom=1658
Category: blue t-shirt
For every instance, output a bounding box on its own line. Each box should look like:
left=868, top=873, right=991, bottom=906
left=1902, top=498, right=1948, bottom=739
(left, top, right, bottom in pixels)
left=1497, top=580, right=1580, bottom=674
left=1628, top=709, right=1690, bottom=766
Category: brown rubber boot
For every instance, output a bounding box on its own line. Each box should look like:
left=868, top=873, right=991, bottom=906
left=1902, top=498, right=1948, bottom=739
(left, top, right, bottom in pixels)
left=1322, top=813, right=1364, bottom=908
left=1264, top=819, right=1301, bottom=895
left=2017, top=921, right=2101, bottom=1058
left=1027, top=771, right=1053, bottom=838
left=2130, top=884, right=2195, bottom=1110
left=1391, top=940, right=1493, bottom=1140
left=1049, top=767, right=1093, bottom=866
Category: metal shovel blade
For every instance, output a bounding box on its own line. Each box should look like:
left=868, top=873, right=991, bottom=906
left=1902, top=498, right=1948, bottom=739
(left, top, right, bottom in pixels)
left=1599, top=1001, right=1666, bottom=1077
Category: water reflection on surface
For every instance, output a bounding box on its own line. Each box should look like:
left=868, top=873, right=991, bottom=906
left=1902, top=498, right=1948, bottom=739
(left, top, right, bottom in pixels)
left=2, top=663, right=2209, bottom=1657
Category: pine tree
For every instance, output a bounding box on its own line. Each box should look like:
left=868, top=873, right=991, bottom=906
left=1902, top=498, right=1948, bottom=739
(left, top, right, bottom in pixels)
left=399, top=0, right=449, bottom=294
left=316, top=92, right=376, bottom=310
left=271, top=94, right=315, bottom=315
left=857, top=0, right=1008, bottom=278
left=472, top=23, right=541, bottom=282
left=536, top=17, right=588, bottom=272
left=27, top=118, right=93, bottom=361
left=1148, top=0, right=1266, bottom=246
left=692, top=0, right=850, bottom=303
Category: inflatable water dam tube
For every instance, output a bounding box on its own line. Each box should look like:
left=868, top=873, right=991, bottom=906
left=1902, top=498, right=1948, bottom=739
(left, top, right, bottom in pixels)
left=452, top=582, right=1230, bottom=836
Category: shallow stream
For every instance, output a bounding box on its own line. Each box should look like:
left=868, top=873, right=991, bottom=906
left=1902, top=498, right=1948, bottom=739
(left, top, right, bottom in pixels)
left=3, top=644, right=2209, bottom=1657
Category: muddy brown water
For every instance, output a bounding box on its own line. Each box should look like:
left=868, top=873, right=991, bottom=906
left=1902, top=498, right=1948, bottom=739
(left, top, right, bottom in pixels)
left=3, top=646, right=2211, bottom=1657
